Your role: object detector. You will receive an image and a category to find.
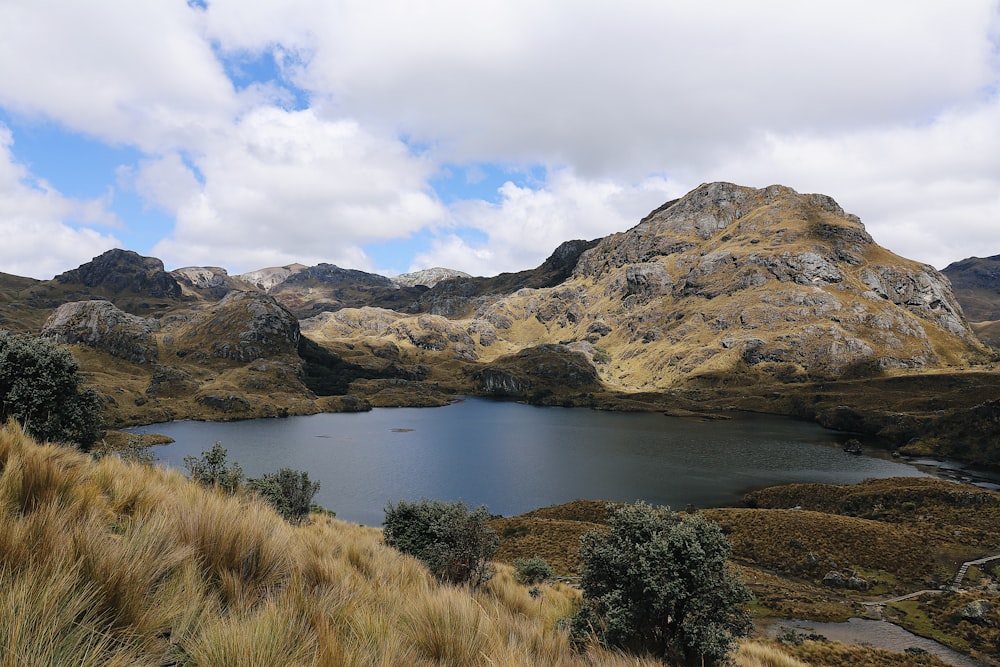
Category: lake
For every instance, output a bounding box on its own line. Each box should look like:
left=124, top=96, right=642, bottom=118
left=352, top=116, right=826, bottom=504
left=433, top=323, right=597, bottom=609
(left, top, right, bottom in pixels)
left=132, top=397, right=931, bottom=526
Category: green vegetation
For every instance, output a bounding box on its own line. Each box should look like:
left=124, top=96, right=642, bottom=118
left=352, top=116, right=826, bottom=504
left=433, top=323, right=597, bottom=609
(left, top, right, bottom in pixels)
left=183, top=442, right=244, bottom=494
left=570, top=503, right=752, bottom=666
left=246, top=468, right=320, bottom=525
left=383, top=499, right=500, bottom=589
left=0, top=331, right=103, bottom=448
left=183, top=443, right=320, bottom=525
left=514, top=556, right=555, bottom=585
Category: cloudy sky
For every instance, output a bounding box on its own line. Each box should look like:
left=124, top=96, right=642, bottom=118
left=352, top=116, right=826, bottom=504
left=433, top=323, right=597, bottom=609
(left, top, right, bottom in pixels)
left=0, top=1, right=998, bottom=280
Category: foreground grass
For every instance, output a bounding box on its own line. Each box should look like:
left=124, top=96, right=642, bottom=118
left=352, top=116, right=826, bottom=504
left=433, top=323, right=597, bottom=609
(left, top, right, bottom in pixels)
left=0, top=422, right=808, bottom=666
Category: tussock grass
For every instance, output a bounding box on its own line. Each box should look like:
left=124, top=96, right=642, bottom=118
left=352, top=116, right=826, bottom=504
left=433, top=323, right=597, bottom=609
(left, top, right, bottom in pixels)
left=0, top=422, right=682, bottom=666
left=0, top=421, right=834, bottom=666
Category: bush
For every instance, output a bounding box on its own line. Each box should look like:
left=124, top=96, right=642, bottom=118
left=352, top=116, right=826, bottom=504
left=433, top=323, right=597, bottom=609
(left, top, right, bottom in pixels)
left=0, top=331, right=104, bottom=448
left=514, top=556, right=555, bottom=585
left=383, top=499, right=499, bottom=588
left=247, top=468, right=320, bottom=524
left=570, top=502, right=752, bottom=666
left=183, top=442, right=243, bottom=494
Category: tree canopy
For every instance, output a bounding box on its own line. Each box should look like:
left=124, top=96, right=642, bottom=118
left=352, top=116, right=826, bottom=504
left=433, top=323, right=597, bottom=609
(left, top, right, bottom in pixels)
left=0, top=331, right=103, bottom=448
left=571, top=502, right=752, bottom=666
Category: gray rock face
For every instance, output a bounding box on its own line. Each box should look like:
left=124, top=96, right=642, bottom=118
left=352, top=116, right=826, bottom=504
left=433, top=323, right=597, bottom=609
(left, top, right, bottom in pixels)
left=41, top=300, right=159, bottom=363
left=171, top=266, right=230, bottom=290
left=238, top=264, right=307, bottom=291
left=476, top=369, right=531, bottom=396
left=393, top=267, right=472, bottom=288
left=179, top=291, right=301, bottom=362
left=821, top=571, right=870, bottom=590
left=861, top=265, right=972, bottom=339
left=956, top=599, right=992, bottom=625
left=55, top=249, right=181, bottom=299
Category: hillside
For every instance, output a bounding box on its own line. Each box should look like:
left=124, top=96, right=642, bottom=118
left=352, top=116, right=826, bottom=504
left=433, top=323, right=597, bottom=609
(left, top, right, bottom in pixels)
left=495, top=478, right=1000, bottom=666
left=0, top=421, right=839, bottom=667
left=943, top=255, right=1000, bottom=348
left=307, top=183, right=988, bottom=392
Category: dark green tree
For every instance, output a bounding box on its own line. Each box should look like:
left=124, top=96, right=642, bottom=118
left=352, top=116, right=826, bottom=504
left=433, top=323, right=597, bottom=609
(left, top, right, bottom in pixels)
left=247, top=468, right=320, bottom=524
left=570, top=503, right=752, bottom=666
left=383, top=499, right=499, bottom=588
left=0, top=331, right=103, bottom=448
left=183, top=442, right=244, bottom=494
left=514, top=556, right=555, bottom=585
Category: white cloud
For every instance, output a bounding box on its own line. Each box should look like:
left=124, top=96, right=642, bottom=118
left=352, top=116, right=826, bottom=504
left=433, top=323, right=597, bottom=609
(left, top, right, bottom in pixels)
left=0, top=124, right=120, bottom=279
left=281, top=0, right=999, bottom=176
left=413, top=170, right=682, bottom=275
left=1, top=0, right=999, bottom=278
left=149, top=107, right=446, bottom=273
left=0, top=0, right=242, bottom=152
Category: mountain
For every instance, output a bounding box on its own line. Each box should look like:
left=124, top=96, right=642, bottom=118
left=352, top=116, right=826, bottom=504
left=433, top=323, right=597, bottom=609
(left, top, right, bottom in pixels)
left=942, top=255, right=1000, bottom=348
left=311, top=183, right=987, bottom=392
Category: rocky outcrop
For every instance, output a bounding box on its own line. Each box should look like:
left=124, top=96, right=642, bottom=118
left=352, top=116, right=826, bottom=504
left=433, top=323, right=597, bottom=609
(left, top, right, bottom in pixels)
left=393, top=267, right=471, bottom=288
left=55, top=249, right=181, bottom=300
left=416, top=239, right=599, bottom=317
left=550, top=182, right=986, bottom=384
left=821, top=571, right=871, bottom=591
left=171, top=266, right=258, bottom=300
left=175, top=291, right=300, bottom=362
left=473, top=344, right=601, bottom=398
left=41, top=300, right=159, bottom=363
left=237, top=263, right=307, bottom=291
left=301, top=307, right=483, bottom=361
left=955, top=599, right=992, bottom=625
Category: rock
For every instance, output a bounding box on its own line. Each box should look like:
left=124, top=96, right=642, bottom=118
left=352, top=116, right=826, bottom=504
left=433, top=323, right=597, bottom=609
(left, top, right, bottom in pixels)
left=171, top=266, right=230, bottom=290
left=41, top=300, right=159, bottom=363
left=473, top=344, right=601, bottom=399
left=393, top=267, right=472, bottom=288
left=177, top=291, right=300, bottom=362
left=195, top=391, right=251, bottom=413
left=55, top=249, right=182, bottom=299
left=821, top=571, right=870, bottom=590
left=237, top=263, right=307, bottom=291
left=822, top=571, right=847, bottom=588
left=955, top=599, right=992, bottom=625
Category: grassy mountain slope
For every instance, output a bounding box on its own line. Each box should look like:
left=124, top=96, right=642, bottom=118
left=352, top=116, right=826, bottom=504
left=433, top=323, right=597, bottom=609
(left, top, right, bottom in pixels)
left=494, top=479, right=1000, bottom=665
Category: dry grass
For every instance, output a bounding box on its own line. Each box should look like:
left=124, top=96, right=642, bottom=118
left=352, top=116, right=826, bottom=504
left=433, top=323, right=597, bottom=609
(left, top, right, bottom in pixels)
left=0, top=421, right=689, bottom=666
left=4, top=421, right=967, bottom=666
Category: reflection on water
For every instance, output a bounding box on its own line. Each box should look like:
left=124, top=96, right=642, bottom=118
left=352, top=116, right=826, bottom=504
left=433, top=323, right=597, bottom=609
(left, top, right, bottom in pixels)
left=768, top=618, right=988, bottom=667
left=131, top=397, right=931, bottom=526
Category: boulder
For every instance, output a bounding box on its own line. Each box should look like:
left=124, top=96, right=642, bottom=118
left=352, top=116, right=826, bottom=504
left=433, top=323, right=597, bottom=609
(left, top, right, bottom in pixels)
left=955, top=599, right=992, bottom=625
left=41, top=300, right=159, bottom=363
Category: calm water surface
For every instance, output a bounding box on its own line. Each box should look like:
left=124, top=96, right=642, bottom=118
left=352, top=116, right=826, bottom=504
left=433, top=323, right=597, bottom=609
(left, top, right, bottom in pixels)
left=133, top=398, right=930, bottom=526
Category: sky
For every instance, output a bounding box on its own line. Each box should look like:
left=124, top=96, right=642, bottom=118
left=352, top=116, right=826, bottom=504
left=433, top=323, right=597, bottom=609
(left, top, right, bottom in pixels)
left=0, top=1, right=998, bottom=281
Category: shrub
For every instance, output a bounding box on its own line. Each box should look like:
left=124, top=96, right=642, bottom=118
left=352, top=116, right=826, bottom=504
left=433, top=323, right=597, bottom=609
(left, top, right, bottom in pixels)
left=0, top=331, right=104, bottom=448
left=183, top=442, right=243, bottom=494
left=514, top=556, right=555, bottom=585
left=383, top=499, right=499, bottom=588
left=570, top=502, right=752, bottom=666
left=247, top=468, right=320, bottom=524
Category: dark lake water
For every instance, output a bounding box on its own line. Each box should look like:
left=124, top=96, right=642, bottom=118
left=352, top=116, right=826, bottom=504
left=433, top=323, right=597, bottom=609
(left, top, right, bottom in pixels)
left=132, top=398, right=931, bottom=526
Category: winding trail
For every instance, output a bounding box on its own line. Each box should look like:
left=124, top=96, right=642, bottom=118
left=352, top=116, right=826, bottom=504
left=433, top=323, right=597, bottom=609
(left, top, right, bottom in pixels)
left=861, top=553, right=1000, bottom=611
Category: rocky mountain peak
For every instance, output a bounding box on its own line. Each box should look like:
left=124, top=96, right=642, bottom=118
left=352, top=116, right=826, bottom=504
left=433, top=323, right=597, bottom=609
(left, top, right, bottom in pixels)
left=55, top=249, right=181, bottom=299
